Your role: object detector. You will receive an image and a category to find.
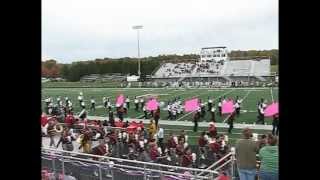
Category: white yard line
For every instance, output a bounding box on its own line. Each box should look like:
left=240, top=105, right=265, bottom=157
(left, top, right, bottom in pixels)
left=176, top=89, right=236, bottom=121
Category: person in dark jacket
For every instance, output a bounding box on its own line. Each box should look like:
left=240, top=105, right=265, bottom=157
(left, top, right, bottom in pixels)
left=272, top=114, right=279, bottom=136
left=227, top=111, right=236, bottom=134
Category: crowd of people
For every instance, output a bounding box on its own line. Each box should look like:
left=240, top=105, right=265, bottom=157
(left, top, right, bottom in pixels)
left=42, top=92, right=278, bottom=180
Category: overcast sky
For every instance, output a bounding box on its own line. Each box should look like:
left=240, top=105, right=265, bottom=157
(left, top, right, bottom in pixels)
left=42, top=0, right=278, bottom=63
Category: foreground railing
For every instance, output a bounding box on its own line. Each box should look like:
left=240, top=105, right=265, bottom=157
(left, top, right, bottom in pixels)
left=42, top=147, right=221, bottom=180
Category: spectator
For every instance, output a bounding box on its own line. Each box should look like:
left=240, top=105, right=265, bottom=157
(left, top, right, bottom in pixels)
left=258, top=134, right=278, bottom=180
left=235, top=128, right=258, bottom=180
left=148, top=119, right=156, bottom=140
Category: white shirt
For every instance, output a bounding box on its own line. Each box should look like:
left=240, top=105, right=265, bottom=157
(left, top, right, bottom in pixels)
left=103, top=97, right=107, bottom=103
left=167, top=105, right=171, bottom=111
left=134, top=99, right=139, bottom=104
left=81, top=102, right=85, bottom=106
left=91, top=99, right=95, bottom=104
left=211, top=107, right=216, bottom=112
left=107, top=102, right=111, bottom=107
left=126, top=98, right=130, bottom=102
left=260, top=107, right=264, bottom=114
left=234, top=103, right=240, bottom=108
left=208, top=99, right=213, bottom=103
left=157, top=128, right=164, bottom=139
left=140, top=99, right=144, bottom=103
left=218, top=102, right=222, bottom=107
left=78, top=96, right=83, bottom=101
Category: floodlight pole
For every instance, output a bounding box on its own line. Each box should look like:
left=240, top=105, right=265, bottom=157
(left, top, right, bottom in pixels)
left=132, top=25, right=143, bottom=79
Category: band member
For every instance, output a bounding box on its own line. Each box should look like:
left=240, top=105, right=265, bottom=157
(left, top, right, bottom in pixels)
left=78, top=92, right=84, bottom=108
left=80, top=101, right=85, bottom=109
left=123, top=102, right=128, bottom=114
left=78, top=129, right=93, bottom=153
left=90, top=97, right=95, bottom=112
left=125, top=96, right=130, bottom=109
left=134, top=96, right=139, bottom=111
left=218, top=98, right=222, bottom=116
left=56, top=96, right=62, bottom=107
left=79, top=108, right=87, bottom=120
left=193, top=108, right=201, bottom=132
left=64, top=112, right=75, bottom=128
left=167, top=102, right=172, bottom=120
left=56, top=128, right=74, bottom=151
left=234, top=100, right=241, bottom=117
left=211, top=104, right=216, bottom=122
left=208, top=97, right=213, bottom=111
left=148, top=119, right=156, bottom=140
left=143, top=105, right=148, bottom=119
left=272, top=114, right=279, bottom=136
left=47, top=120, right=56, bottom=148
left=200, top=100, right=206, bottom=118
left=107, top=98, right=112, bottom=111
left=103, top=97, right=107, bottom=108
left=171, top=105, right=177, bottom=120
left=256, top=100, right=266, bottom=124
left=227, top=111, right=236, bottom=134
left=140, top=98, right=145, bottom=110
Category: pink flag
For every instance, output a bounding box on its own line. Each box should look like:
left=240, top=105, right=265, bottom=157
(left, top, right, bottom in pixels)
left=116, top=94, right=125, bottom=106
left=264, top=102, right=279, bottom=117
left=184, top=98, right=199, bottom=112
left=222, top=100, right=235, bottom=114
left=146, top=98, right=159, bottom=111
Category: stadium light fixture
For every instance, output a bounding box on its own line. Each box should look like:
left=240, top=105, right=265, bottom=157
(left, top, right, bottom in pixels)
left=132, top=25, right=143, bottom=78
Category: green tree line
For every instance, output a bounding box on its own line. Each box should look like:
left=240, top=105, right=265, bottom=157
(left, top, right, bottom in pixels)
left=53, top=50, right=278, bottom=81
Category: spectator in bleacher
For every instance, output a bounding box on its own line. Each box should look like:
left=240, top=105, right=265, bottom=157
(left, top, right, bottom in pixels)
left=258, top=134, right=278, bottom=180
left=258, top=134, right=267, bottom=150
left=125, top=96, right=130, bottom=109
left=156, top=126, right=164, bottom=155
left=90, top=97, right=95, bottom=112
left=134, top=96, right=139, bottom=111
left=235, top=128, right=259, bottom=180
left=272, top=114, right=279, bottom=136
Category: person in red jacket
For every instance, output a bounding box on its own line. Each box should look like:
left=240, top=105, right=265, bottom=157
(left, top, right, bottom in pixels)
left=149, top=143, right=159, bottom=162
left=208, top=122, right=217, bottom=138
left=198, top=131, right=208, bottom=148
left=41, top=113, right=48, bottom=127
left=167, top=133, right=177, bottom=149
left=181, top=147, right=193, bottom=167
left=64, top=113, right=75, bottom=128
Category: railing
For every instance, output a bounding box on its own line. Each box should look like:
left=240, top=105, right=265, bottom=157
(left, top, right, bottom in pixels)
left=42, top=147, right=220, bottom=180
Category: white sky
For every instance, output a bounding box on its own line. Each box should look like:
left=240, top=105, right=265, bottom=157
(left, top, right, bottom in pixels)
left=42, top=0, right=278, bottom=63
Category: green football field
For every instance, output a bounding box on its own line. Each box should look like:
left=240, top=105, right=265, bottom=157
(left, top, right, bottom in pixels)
left=42, top=87, right=278, bottom=124
left=42, top=87, right=278, bottom=145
